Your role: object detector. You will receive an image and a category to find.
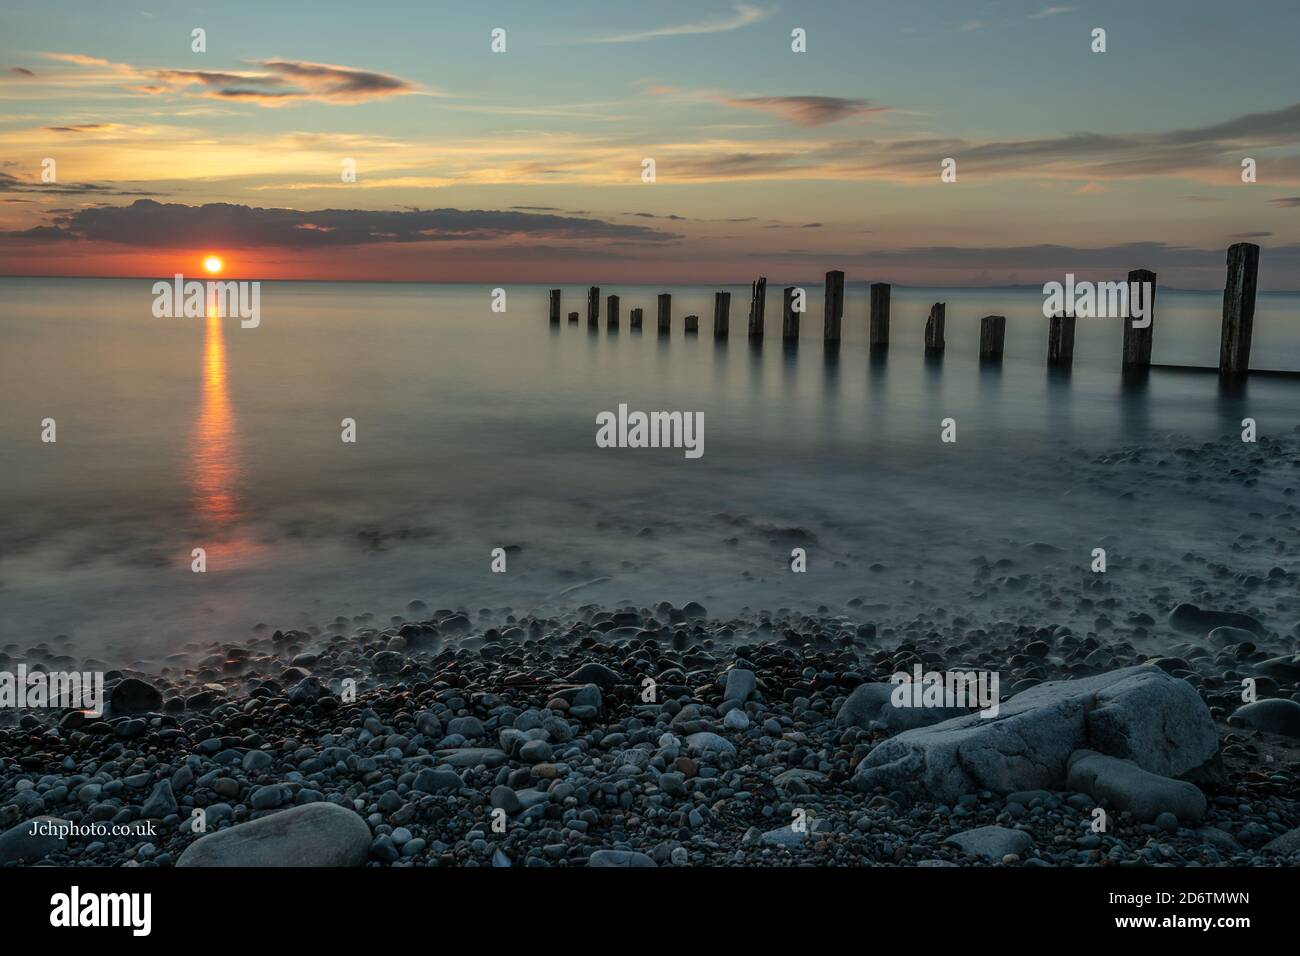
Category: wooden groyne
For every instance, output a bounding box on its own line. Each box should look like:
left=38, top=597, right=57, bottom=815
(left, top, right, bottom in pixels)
left=782, top=286, right=799, bottom=341
left=748, top=277, right=766, bottom=339
left=824, top=270, right=844, bottom=345
left=924, top=302, right=945, bottom=352
left=1047, top=313, right=1076, bottom=369
left=714, top=291, right=730, bottom=337
left=546, top=243, right=1289, bottom=378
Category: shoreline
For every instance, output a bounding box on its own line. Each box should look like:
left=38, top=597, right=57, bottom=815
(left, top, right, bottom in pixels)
left=2, top=595, right=1298, bottom=868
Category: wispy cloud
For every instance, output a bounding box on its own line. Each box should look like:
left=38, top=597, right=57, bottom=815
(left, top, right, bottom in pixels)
left=0, top=170, right=157, bottom=196
left=723, top=95, right=888, bottom=127
left=36, top=52, right=421, bottom=106
left=1028, top=6, right=1075, bottom=19
left=587, top=3, right=771, bottom=44
left=3, top=199, right=682, bottom=247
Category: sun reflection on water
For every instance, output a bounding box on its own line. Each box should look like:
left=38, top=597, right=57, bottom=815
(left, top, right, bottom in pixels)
left=189, top=305, right=258, bottom=562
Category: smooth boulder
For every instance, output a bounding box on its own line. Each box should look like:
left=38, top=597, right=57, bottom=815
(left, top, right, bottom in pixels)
left=176, top=802, right=370, bottom=867
left=835, top=682, right=971, bottom=732
left=0, top=816, right=69, bottom=864
left=1167, top=603, right=1263, bottom=636
left=588, top=849, right=657, bottom=867
left=853, top=666, right=1218, bottom=802
left=944, top=825, right=1033, bottom=861
left=1229, top=699, right=1300, bottom=738
left=1066, top=750, right=1206, bottom=823
left=110, top=677, right=163, bottom=714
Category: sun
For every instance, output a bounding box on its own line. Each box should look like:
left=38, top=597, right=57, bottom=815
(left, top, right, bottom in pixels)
left=203, top=256, right=223, bottom=274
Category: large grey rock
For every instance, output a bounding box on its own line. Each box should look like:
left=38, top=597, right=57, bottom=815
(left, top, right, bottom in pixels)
left=723, top=668, right=757, bottom=702
left=0, top=816, right=69, bottom=864
left=944, top=825, right=1033, bottom=861
left=434, top=747, right=508, bottom=768
left=1263, top=826, right=1300, bottom=857
left=835, top=682, right=970, bottom=732
left=176, top=802, right=370, bottom=867
left=140, top=780, right=177, bottom=818
left=1168, top=603, right=1263, bottom=636
left=566, top=663, right=620, bottom=689
left=684, top=732, right=735, bottom=755
left=1066, top=750, right=1206, bottom=823
left=853, top=666, right=1218, bottom=802
left=759, top=818, right=826, bottom=848
left=1253, top=655, right=1300, bottom=682
left=1208, top=626, right=1258, bottom=647
left=412, top=767, right=462, bottom=793
left=110, top=677, right=162, bottom=714
left=1229, top=699, right=1300, bottom=738
left=588, top=849, right=657, bottom=867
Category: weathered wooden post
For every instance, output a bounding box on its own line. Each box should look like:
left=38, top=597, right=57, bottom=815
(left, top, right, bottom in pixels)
left=684, top=314, right=699, bottom=333
left=657, top=293, right=671, bottom=335
left=567, top=311, right=579, bottom=324
left=869, top=282, right=891, bottom=348
left=629, top=307, right=643, bottom=329
left=1122, top=269, right=1156, bottom=373
left=824, top=270, right=844, bottom=344
left=549, top=289, right=561, bottom=324
left=924, top=302, right=946, bottom=352
left=713, top=291, right=730, bottom=337
left=1220, top=242, right=1259, bottom=376
left=979, top=315, right=1006, bottom=362
left=1047, top=313, right=1076, bottom=368
left=606, top=294, right=619, bottom=329
left=587, top=286, right=600, bottom=327
left=748, top=277, right=766, bottom=338
left=782, top=286, right=800, bottom=341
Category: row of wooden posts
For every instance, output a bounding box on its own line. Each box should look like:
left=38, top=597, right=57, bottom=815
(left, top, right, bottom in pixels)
left=548, top=242, right=1264, bottom=376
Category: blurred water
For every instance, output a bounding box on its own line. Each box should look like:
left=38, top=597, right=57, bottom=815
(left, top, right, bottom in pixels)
left=0, top=277, right=1296, bottom=659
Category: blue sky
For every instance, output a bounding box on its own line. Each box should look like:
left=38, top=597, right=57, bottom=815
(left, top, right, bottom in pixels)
left=1, top=0, right=1297, bottom=285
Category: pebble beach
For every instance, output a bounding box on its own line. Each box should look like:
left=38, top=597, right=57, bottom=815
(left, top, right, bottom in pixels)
left=3, top=427, right=1299, bottom=869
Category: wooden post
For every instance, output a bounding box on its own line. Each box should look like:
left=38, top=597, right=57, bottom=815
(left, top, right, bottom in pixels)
left=979, top=315, right=1006, bottom=362
left=1122, top=268, right=1156, bottom=372
left=657, top=293, right=671, bottom=335
left=606, top=294, right=619, bottom=329
left=869, top=282, right=891, bottom=348
left=1048, top=313, right=1076, bottom=368
left=713, top=291, right=730, bottom=337
left=587, top=286, right=600, bottom=327
left=782, top=286, right=800, bottom=341
left=748, top=277, right=766, bottom=338
left=684, top=314, right=699, bottom=333
left=1220, top=242, right=1259, bottom=376
left=567, top=311, right=579, bottom=324
left=924, top=302, right=946, bottom=352
left=824, top=270, right=844, bottom=344
left=629, top=307, right=643, bottom=329
left=549, top=289, right=561, bottom=324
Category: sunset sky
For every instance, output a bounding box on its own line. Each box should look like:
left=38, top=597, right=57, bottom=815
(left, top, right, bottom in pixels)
left=1, top=0, right=1298, bottom=286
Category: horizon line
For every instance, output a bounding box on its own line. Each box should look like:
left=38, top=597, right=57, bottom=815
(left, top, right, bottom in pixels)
left=3, top=273, right=1295, bottom=295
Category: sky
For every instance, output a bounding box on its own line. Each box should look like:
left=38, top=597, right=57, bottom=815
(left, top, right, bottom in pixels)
left=0, top=0, right=1298, bottom=287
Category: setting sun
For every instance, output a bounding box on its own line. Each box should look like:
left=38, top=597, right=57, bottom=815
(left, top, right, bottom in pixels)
left=203, top=256, right=224, bottom=274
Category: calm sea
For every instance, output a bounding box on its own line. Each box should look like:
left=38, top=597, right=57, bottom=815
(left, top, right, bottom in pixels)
left=1, top=277, right=1297, bottom=660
